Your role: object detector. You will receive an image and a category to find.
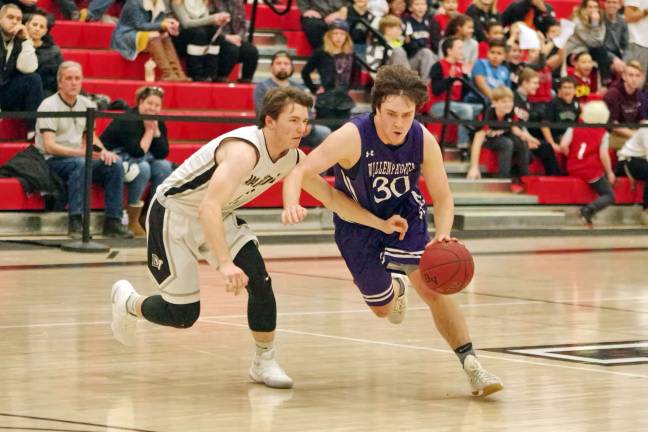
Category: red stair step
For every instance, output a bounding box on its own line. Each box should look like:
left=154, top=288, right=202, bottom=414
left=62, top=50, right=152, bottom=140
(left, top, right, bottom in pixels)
left=52, top=22, right=114, bottom=49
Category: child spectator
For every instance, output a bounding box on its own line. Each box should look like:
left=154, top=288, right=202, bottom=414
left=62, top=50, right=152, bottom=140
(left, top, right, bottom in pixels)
left=465, top=0, right=501, bottom=43
left=434, top=0, right=459, bottom=35
left=477, top=21, right=504, bottom=58
left=403, top=0, right=440, bottom=81
left=347, top=0, right=376, bottom=55
left=541, top=76, right=581, bottom=163
left=568, top=51, right=598, bottom=103
left=466, top=38, right=509, bottom=103
left=444, top=14, right=477, bottom=72
left=560, top=100, right=615, bottom=228
left=467, top=86, right=532, bottom=186
left=366, top=14, right=410, bottom=69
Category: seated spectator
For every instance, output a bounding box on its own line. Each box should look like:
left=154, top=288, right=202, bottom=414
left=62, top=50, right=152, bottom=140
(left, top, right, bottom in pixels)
left=403, top=0, right=440, bottom=82
left=443, top=15, right=477, bottom=72
left=616, top=124, right=648, bottom=225
left=505, top=31, right=523, bottom=88
left=100, top=86, right=173, bottom=237
left=525, top=47, right=554, bottom=110
left=603, top=0, right=628, bottom=78
left=111, top=0, right=190, bottom=82
left=466, top=38, right=509, bottom=103
left=366, top=14, right=409, bottom=70
left=0, top=3, right=43, bottom=139
left=623, top=0, right=648, bottom=74
left=568, top=51, right=599, bottom=103
left=170, top=0, right=230, bottom=82
left=559, top=101, right=615, bottom=228
left=386, top=0, right=406, bottom=18
left=212, top=0, right=259, bottom=83
left=477, top=21, right=503, bottom=58
left=0, top=0, right=38, bottom=17
left=604, top=60, right=645, bottom=150
left=502, top=0, right=556, bottom=35
left=434, top=0, right=459, bottom=35
left=26, top=9, right=62, bottom=97
left=429, top=37, right=480, bottom=149
left=35, top=61, right=132, bottom=239
left=254, top=51, right=331, bottom=149
left=540, top=22, right=566, bottom=88
left=301, top=20, right=356, bottom=119
left=54, top=0, right=117, bottom=22
left=467, top=86, right=531, bottom=184
left=565, top=0, right=611, bottom=85
left=540, top=77, right=581, bottom=174
left=466, top=0, right=501, bottom=43
left=347, top=0, right=375, bottom=55
left=297, top=0, right=348, bottom=49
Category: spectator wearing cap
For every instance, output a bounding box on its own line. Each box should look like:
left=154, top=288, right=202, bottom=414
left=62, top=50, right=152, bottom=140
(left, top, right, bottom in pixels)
left=297, top=0, right=347, bottom=49
left=100, top=85, right=173, bottom=237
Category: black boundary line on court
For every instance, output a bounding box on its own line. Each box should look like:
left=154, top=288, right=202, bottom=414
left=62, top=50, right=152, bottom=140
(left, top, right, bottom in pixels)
left=482, top=340, right=648, bottom=367
left=0, top=413, right=159, bottom=432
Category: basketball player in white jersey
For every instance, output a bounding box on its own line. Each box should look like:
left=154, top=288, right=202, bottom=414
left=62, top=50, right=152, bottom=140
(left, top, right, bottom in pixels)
left=110, top=87, right=408, bottom=389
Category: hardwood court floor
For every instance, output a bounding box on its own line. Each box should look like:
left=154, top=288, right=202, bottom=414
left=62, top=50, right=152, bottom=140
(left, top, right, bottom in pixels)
left=1, top=235, right=648, bottom=432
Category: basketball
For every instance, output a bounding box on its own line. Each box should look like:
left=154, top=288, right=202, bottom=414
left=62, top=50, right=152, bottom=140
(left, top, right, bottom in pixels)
left=419, top=242, right=474, bottom=295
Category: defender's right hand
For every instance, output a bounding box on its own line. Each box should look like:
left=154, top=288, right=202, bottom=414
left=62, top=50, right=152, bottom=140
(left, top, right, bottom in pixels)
left=282, top=205, right=307, bottom=225
left=219, top=261, right=248, bottom=296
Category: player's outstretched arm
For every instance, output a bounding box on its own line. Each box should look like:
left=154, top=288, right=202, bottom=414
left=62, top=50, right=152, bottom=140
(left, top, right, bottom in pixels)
left=421, top=127, right=456, bottom=243
left=199, top=140, right=257, bottom=295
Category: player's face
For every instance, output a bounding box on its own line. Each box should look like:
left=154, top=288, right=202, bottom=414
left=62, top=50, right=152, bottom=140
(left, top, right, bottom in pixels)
left=375, top=95, right=417, bottom=145
left=270, top=102, right=309, bottom=148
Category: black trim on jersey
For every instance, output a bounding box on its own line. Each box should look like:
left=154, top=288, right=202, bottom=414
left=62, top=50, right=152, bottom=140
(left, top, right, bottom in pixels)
left=147, top=200, right=172, bottom=285
left=164, top=165, right=216, bottom=197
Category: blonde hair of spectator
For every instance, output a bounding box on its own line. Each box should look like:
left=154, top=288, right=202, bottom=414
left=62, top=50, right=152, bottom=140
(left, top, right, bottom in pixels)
left=0, top=3, right=21, bottom=17
left=491, top=86, right=514, bottom=102
left=379, top=14, right=403, bottom=34
left=626, top=60, right=644, bottom=73
left=518, top=67, right=539, bottom=84
left=472, top=0, right=498, bottom=14
left=323, top=29, right=354, bottom=55
left=57, top=61, right=83, bottom=82
left=581, top=100, right=610, bottom=124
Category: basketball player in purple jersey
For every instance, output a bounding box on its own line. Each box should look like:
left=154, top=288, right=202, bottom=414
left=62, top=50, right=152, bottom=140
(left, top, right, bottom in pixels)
left=282, top=65, right=503, bottom=397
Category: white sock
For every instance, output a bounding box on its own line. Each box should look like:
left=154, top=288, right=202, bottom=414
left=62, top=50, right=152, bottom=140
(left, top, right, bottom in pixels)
left=255, top=341, right=273, bottom=356
left=125, top=293, right=141, bottom=317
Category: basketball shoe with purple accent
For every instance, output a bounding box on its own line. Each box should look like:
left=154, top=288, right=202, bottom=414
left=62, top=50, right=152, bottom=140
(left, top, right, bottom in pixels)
left=387, top=273, right=410, bottom=325
left=463, top=355, right=503, bottom=397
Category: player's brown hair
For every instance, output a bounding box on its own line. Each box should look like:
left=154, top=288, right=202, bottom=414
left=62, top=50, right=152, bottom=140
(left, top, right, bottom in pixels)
left=371, top=64, right=429, bottom=112
left=259, top=87, right=314, bottom=127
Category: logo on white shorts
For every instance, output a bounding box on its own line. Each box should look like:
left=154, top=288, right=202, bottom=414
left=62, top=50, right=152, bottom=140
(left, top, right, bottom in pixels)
left=151, top=253, right=164, bottom=270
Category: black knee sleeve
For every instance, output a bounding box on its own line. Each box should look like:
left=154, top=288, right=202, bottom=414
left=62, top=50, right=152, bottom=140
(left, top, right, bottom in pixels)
left=141, top=295, right=200, bottom=329
left=234, top=241, right=277, bottom=332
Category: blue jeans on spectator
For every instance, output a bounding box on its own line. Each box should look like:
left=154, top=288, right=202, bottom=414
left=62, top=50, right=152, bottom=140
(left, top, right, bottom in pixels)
left=47, top=156, right=124, bottom=219
left=0, top=73, right=43, bottom=131
left=429, top=101, right=483, bottom=148
left=123, top=153, right=173, bottom=205
left=54, top=0, right=114, bottom=19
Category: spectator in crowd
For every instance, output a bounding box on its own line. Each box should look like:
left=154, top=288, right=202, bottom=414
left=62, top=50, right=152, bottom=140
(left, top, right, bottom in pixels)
left=0, top=0, right=38, bottom=17
left=525, top=46, right=554, bottom=113
left=365, top=14, right=409, bottom=70
left=560, top=101, right=615, bottom=228
left=540, top=77, right=581, bottom=174
left=386, top=0, right=406, bottom=18
left=568, top=51, right=598, bottom=103
left=467, top=86, right=531, bottom=186
left=54, top=0, right=117, bottom=22
left=35, top=61, right=132, bottom=239
left=100, top=86, right=173, bottom=237
left=623, top=0, right=648, bottom=74
left=502, top=0, right=556, bottom=35
left=403, top=0, right=440, bottom=82
left=466, top=38, right=509, bottom=103
left=477, top=21, right=504, bottom=58
left=434, top=0, right=459, bottom=35
left=26, top=9, right=62, bottom=97
left=297, top=0, right=347, bottom=49
left=505, top=38, right=523, bottom=89
left=616, top=124, right=648, bottom=225
left=254, top=51, right=331, bottom=149
left=466, top=0, right=501, bottom=43
left=347, top=0, right=375, bottom=55
left=111, top=0, right=190, bottom=82
left=565, top=0, right=611, bottom=85
left=603, top=0, right=628, bottom=77
left=540, top=22, right=566, bottom=87
left=604, top=60, right=645, bottom=149
left=0, top=3, right=43, bottom=139
left=212, top=0, right=259, bottom=83
left=443, top=14, right=477, bottom=72
left=368, top=0, right=389, bottom=18
left=429, top=37, right=478, bottom=150
left=169, top=0, right=231, bottom=82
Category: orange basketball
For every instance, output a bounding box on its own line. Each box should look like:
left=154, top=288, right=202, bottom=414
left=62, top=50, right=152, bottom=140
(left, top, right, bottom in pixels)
left=419, top=241, right=474, bottom=295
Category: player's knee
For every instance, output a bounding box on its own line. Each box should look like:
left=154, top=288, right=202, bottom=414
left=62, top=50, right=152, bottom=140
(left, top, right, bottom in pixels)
left=168, top=302, right=200, bottom=328
left=247, top=272, right=276, bottom=331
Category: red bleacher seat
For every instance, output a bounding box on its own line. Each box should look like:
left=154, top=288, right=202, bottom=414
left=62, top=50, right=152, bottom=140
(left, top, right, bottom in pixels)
left=523, top=176, right=645, bottom=204
left=283, top=31, right=312, bottom=57
left=51, top=22, right=114, bottom=50
left=0, top=119, right=27, bottom=141
left=0, top=143, right=29, bottom=164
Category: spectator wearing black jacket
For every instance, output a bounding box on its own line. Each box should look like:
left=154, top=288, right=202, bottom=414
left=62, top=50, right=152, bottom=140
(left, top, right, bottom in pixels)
left=100, top=86, right=173, bottom=236
left=0, top=3, right=43, bottom=137
left=502, top=0, right=556, bottom=35
left=26, top=10, right=62, bottom=97
left=465, top=0, right=501, bottom=43
left=403, top=0, right=438, bottom=82
left=297, top=0, right=347, bottom=49
left=347, top=0, right=375, bottom=55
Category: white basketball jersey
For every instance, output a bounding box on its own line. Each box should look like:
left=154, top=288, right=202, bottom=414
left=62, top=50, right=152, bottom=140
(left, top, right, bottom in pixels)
left=156, top=126, right=299, bottom=216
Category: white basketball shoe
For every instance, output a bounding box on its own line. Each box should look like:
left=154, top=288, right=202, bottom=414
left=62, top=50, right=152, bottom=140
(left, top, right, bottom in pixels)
left=387, top=273, right=410, bottom=325
left=111, top=280, right=138, bottom=347
left=463, top=355, right=503, bottom=397
left=249, top=349, right=294, bottom=389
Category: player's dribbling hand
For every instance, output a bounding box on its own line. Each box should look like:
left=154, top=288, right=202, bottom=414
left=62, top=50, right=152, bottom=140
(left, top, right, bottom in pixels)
left=382, top=215, right=408, bottom=240
left=281, top=204, right=307, bottom=225
left=219, top=261, right=249, bottom=296
left=426, top=235, right=460, bottom=247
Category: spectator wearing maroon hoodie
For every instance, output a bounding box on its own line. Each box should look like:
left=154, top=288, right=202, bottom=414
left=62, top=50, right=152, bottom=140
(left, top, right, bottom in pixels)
left=604, top=60, right=645, bottom=150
